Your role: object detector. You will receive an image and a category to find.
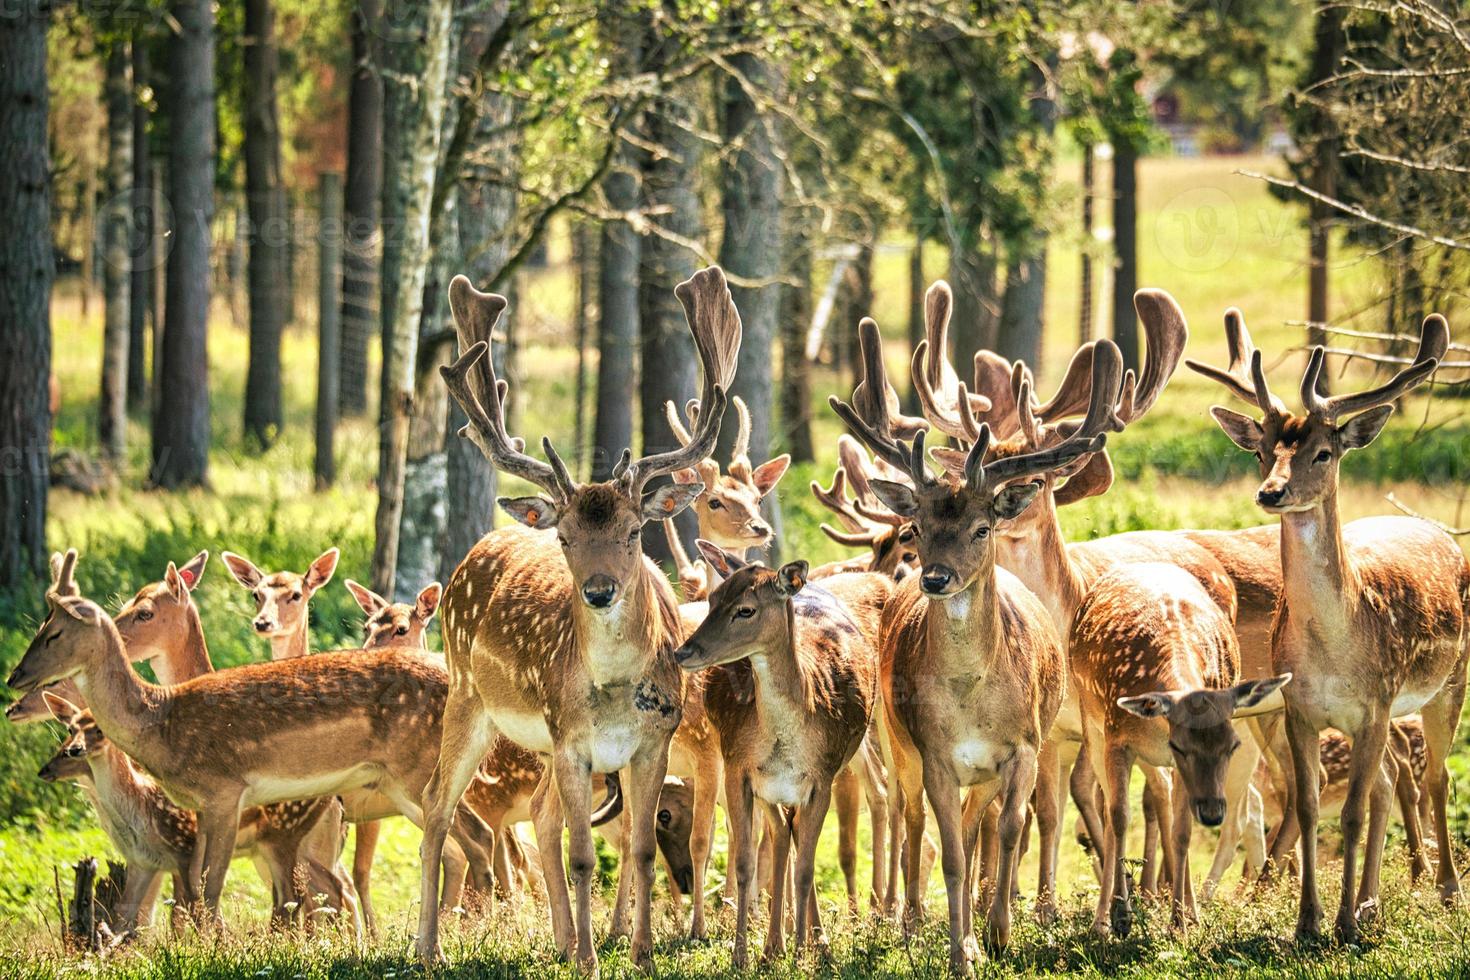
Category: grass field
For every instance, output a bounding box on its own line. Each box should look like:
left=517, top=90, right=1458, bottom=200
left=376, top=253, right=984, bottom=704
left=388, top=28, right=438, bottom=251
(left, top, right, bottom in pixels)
left=4, top=154, right=1470, bottom=976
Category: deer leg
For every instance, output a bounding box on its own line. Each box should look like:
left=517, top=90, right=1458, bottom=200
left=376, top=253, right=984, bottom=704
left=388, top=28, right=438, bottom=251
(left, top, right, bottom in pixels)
left=1138, top=777, right=1163, bottom=898
left=793, top=782, right=834, bottom=953
left=1033, top=738, right=1061, bottom=924
left=1167, top=771, right=1195, bottom=932
left=726, top=769, right=757, bottom=970
left=761, top=804, right=792, bottom=963
left=1260, top=712, right=1301, bottom=881
left=198, top=797, right=243, bottom=929
left=986, top=745, right=1036, bottom=956
left=1068, top=743, right=1106, bottom=884
left=548, top=752, right=598, bottom=974
left=1392, top=749, right=1430, bottom=882
left=1334, top=713, right=1389, bottom=943
left=1203, top=731, right=1258, bottom=901
left=1421, top=673, right=1466, bottom=904
left=530, top=774, right=574, bottom=956
left=923, top=760, right=978, bottom=975
left=1284, top=702, right=1323, bottom=940
left=686, top=753, right=720, bottom=941
left=833, top=765, right=861, bottom=914
left=626, top=747, right=672, bottom=971
left=1355, top=749, right=1395, bottom=929
left=1093, top=740, right=1132, bottom=938
left=352, top=820, right=381, bottom=936
left=415, top=694, right=496, bottom=964
left=857, top=730, right=889, bottom=913
left=115, top=867, right=164, bottom=935
left=897, top=749, right=928, bottom=935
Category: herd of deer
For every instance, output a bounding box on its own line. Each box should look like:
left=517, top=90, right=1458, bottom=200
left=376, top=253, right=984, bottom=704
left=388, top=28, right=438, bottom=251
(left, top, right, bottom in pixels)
left=6, top=265, right=1467, bottom=975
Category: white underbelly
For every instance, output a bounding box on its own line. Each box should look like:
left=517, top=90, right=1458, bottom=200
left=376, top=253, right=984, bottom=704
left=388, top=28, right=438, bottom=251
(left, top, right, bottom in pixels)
left=1391, top=680, right=1441, bottom=718
left=952, top=735, right=1010, bottom=784
left=492, top=708, right=554, bottom=755
left=244, top=766, right=376, bottom=806
left=590, top=721, right=641, bottom=773
left=753, top=767, right=810, bottom=808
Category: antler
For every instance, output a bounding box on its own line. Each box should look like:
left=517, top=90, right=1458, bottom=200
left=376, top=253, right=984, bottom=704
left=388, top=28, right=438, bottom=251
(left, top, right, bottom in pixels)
left=810, top=436, right=907, bottom=542
left=829, top=317, right=935, bottom=486
left=622, top=266, right=742, bottom=495
left=910, top=281, right=993, bottom=442
left=836, top=435, right=908, bottom=526
left=1300, top=313, right=1447, bottom=420
left=49, top=548, right=79, bottom=599
left=1186, top=307, right=1288, bottom=414
left=442, top=277, right=572, bottom=500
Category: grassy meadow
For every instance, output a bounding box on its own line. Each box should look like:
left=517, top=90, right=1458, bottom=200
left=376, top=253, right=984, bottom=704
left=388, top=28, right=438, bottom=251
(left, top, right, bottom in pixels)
left=4, top=154, right=1470, bottom=976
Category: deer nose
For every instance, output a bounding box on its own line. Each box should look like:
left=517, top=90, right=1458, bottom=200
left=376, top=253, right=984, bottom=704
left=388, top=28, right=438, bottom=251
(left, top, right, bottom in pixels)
left=581, top=576, right=618, bottom=609
left=253, top=618, right=273, bottom=633
left=673, top=642, right=700, bottom=666
left=1256, top=484, right=1287, bottom=508
left=749, top=521, right=771, bottom=538
left=1194, top=798, right=1226, bottom=827
left=920, top=565, right=956, bottom=595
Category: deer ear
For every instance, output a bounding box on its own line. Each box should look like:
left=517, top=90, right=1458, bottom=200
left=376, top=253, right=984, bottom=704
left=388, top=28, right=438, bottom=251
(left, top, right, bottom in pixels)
left=992, top=481, right=1043, bottom=521
left=1338, top=406, right=1394, bottom=451
left=640, top=483, right=703, bottom=524
left=1231, top=673, right=1292, bottom=718
left=42, top=690, right=83, bottom=726
left=221, top=551, right=264, bottom=589
left=305, top=548, right=340, bottom=592
left=345, top=579, right=386, bottom=616
left=415, top=583, right=443, bottom=623
left=750, top=455, right=791, bottom=496
left=694, top=539, right=746, bottom=578
left=774, top=560, right=808, bottom=597
left=1209, top=406, right=1265, bottom=453
left=176, top=551, right=208, bottom=591
left=1117, top=692, right=1176, bottom=719
left=499, top=495, right=562, bottom=530
left=868, top=479, right=918, bottom=518
left=670, top=467, right=701, bottom=485
left=164, top=562, right=189, bottom=602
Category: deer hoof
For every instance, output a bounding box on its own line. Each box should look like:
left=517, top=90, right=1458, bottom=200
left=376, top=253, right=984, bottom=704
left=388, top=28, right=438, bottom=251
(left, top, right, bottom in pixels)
left=984, top=921, right=1010, bottom=957
left=1109, top=896, right=1132, bottom=939
left=1333, top=910, right=1358, bottom=946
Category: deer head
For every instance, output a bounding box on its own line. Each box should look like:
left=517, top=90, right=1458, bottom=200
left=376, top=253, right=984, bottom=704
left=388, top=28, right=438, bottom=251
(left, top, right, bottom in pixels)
left=442, top=266, right=741, bottom=613
left=830, top=314, right=1118, bottom=600
left=810, top=435, right=918, bottom=579
left=1188, top=310, right=1447, bottom=514
left=37, top=693, right=104, bottom=783
left=6, top=590, right=118, bottom=696
left=665, top=396, right=789, bottom=552
left=221, top=548, right=339, bottom=645
left=673, top=542, right=809, bottom=670
left=113, top=551, right=209, bottom=663
left=1118, top=674, right=1292, bottom=826
left=346, top=579, right=442, bottom=649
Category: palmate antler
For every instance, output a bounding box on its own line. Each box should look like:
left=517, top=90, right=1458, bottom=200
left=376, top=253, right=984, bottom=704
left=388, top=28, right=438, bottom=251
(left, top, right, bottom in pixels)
left=443, top=266, right=742, bottom=502
left=1184, top=308, right=1288, bottom=415
left=810, top=436, right=908, bottom=547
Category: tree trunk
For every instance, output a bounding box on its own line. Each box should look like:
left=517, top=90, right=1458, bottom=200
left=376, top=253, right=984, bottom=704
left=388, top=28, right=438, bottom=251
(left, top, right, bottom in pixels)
left=779, top=224, right=813, bottom=463
left=638, top=83, right=703, bottom=564
left=127, top=40, right=150, bottom=411
left=315, top=172, right=342, bottom=489
left=1111, top=136, right=1139, bottom=375
left=242, top=0, right=287, bottom=448
left=1306, top=4, right=1344, bottom=356
left=1079, top=141, right=1094, bottom=344
left=716, top=28, right=784, bottom=465
left=0, top=0, right=52, bottom=588
left=100, top=41, right=132, bottom=463
left=948, top=242, right=997, bottom=373
left=905, top=234, right=924, bottom=413
left=369, top=0, right=454, bottom=598
left=573, top=222, right=592, bottom=464
left=150, top=0, right=214, bottom=488
left=338, top=0, right=382, bottom=417
left=997, top=246, right=1045, bottom=369
left=592, top=155, right=640, bottom=482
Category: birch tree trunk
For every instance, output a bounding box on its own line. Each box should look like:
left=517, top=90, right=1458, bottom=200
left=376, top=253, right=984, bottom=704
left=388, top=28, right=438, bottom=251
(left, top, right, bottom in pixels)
left=100, top=41, right=132, bottom=463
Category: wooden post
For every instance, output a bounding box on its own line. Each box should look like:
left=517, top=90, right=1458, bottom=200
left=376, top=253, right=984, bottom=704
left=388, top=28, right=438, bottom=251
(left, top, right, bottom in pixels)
left=316, top=173, right=343, bottom=489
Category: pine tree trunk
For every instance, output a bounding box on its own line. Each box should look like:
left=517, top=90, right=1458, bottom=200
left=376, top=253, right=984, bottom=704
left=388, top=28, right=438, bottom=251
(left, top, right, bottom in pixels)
left=1111, top=137, right=1139, bottom=374
left=948, top=243, right=997, bottom=374
left=1306, top=5, right=1344, bottom=356
left=150, top=0, right=214, bottom=488
left=779, top=225, right=813, bottom=463
left=905, top=234, right=924, bottom=413
left=1079, top=141, right=1094, bottom=344
left=997, top=247, right=1045, bottom=369
left=127, top=40, right=151, bottom=411
left=242, top=0, right=287, bottom=448
left=370, top=0, right=454, bottom=598
left=100, top=41, right=132, bottom=463
left=338, top=0, right=382, bottom=417
left=593, top=155, right=640, bottom=482
left=716, top=28, right=784, bottom=465
left=315, top=172, right=342, bottom=489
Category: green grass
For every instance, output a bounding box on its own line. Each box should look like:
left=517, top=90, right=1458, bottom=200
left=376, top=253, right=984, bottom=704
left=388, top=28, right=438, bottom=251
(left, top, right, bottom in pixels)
left=5, top=155, right=1470, bottom=975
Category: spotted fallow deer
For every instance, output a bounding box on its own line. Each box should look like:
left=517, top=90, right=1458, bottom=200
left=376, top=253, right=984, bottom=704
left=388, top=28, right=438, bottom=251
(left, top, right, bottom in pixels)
left=38, top=693, right=350, bottom=934
left=1190, top=312, right=1469, bottom=942
left=221, top=548, right=340, bottom=660
left=677, top=543, right=890, bottom=966
left=829, top=315, right=1117, bottom=972
left=1070, top=560, right=1291, bottom=935
left=5, top=570, right=499, bottom=929
left=418, top=266, right=740, bottom=971
left=810, top=436, right=920, bottom=582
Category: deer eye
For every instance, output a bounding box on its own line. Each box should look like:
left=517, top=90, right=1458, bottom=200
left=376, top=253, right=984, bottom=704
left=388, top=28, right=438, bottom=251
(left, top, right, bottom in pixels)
left=972, top=525, right=990, bottom=541
left=44, top=629, right=63, bottom=645
left=735, top=607, right=756, bottom=619
left=557, top=535, right=569, bottom=549
left=627, top=527, right=641, bottom=543
left=395, top=625, right=409, bottom=636
left=657, top=809, right=672, bottom=826
left=135, top=609, right=152, bottom=623
left=707, top=499, right=722, bottom=510
left=898, top=528, right=914, bottom=543
left=1314, top=449, right=1331, bottom=463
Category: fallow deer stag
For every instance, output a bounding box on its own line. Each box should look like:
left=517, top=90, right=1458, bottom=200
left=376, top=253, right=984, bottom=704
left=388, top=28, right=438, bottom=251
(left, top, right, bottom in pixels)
left=419, top=266, right=740, bottom=970
left=810, top=436, right=920, bottom=581
left=1070, top=561, right=1291, bottom=934
left=222, top=548, right=340, bottom=660
left=830, top=314, right=1118, bottom=971
left=1191, top=312, right=1469, bottom=941
left=5, top=571, right=498, bottom=930
left=676, top=543, right=890, bottom=966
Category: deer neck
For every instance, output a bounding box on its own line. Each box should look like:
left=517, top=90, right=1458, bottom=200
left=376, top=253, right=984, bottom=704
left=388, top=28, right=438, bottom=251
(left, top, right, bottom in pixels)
left=88, top=745, right=154, bottom=828
left=151, top=605, right=215, bottom=684
left=576, top=567, right=667, bottom=688
left=1278, top=491, right=1353, bottom=613
left=998, top=498, right=1087, bottom=634
left=270, top=620, right=310, bottom=661
left=72, top=634, right=170, bottom=777
left=925, top=570, right=1002, bottom=677
left=749, top=616, right=814, bottom=730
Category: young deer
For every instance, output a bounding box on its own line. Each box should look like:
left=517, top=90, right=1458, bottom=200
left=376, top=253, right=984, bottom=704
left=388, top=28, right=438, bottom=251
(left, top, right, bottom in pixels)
left=1191, top=312, right=1468, bottom=941
left=1070, top=561, right=1291, bottom=934
left=660, top=395, right=790, bottom=601
left=677, top=544, right=890, bottom=966
left=418, top=266, right=741, bottom=970
left=346, top=579, right=442, bottom=650
left=6, top=571, right=499, bottom=929
left=221, top=548, right=340, bottom=660
left=38, top=693, right=353, bottom=934
left=830, top=315, right=1117, bottom=971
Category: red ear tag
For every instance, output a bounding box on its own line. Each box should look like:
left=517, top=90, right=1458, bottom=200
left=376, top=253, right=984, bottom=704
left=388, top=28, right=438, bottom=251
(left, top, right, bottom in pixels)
left=663, top=498, right=675, bottom=513
left=527, top=510, right=539, bottom=525
left=178, top=569, right=196, bottom=588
